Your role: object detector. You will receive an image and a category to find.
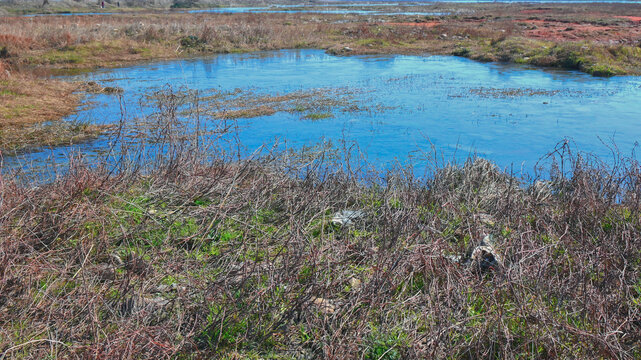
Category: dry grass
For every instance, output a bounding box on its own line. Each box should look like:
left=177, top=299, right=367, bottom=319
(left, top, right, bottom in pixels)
left=0, top=120, right=109, bottom=154
left=0, top=73, right=80, bottom=126
left=0, top=4, right=640, bottom=73
left=0, top=90, right=640, bottom=359
left=0, top=71, right=111, bottom=152
left=196, top=87, right=362, bottom=120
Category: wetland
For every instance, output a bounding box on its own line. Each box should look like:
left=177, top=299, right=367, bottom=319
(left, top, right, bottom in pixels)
left=1, top=2, right=641, bottom=359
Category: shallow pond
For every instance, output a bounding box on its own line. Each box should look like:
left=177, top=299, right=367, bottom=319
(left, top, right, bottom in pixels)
left=16, top=0, right=641, bottom=18
left=5, top=49, right=641, bottom=177
left=188, top=4, right=447, bottom=16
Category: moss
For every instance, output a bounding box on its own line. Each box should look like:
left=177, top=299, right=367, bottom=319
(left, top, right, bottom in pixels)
left=43, top=50, right=84, bottom=65
left=586, top=63, right=619, bottom=77
left=452, top=46, right=471, bottom=57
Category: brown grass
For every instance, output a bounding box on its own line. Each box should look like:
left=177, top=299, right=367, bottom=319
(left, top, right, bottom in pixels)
left=0, top=98, right=640, bottom=358
left=0, top=4, right=639, bottom=71
left=0, top=72, right=81, bottom=126
left=0, top=121, right=109, bottom=153
left=0, top=72, right=107, bottom=152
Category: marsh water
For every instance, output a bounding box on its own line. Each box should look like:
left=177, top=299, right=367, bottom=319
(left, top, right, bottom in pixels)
left=5, top=49, right=641, bottom=177
left=187, top=4, right=448, bottom=16
left=16, top=0, right=641, bottom=17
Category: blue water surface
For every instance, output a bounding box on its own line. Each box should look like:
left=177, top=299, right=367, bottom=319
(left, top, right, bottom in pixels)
left=14, top=0, right=641, bottom=18
left=3, top=49, right=641, bottom=177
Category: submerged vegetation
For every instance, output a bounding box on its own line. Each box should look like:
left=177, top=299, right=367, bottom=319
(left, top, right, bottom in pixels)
left=1, top=92, right=641, bottom=358
left=0, top=119, right=107, bottom=153
left=193, top=87, right=365, bottom=120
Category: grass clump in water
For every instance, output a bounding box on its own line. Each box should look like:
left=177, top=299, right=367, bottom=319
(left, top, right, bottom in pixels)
left=303, top=112, right=333, bottom=120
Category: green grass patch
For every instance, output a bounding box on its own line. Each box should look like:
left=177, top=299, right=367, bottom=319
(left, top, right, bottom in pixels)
left=303, top=112, right=333, bottom=120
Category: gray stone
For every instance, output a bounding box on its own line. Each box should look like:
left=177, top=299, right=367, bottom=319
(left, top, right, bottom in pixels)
left=331, top=210, right=364, bottom=227
left=443, top=234, right=503, bottom=274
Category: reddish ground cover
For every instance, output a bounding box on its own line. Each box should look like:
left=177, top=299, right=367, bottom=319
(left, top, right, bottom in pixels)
left=615, top=15, right=641, bottom=22
left=516, top=19, right=640, bottom=43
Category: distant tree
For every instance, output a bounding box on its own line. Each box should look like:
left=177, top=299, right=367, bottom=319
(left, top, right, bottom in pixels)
left=42, top=0, right=49, bottom=7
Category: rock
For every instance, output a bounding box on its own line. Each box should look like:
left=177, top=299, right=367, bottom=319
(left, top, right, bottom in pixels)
left=311, top=297, right=336, bottom=314
left=349, top=277, right=362, bottom=291
left=331, top=210, right=364, bottom=227
left=470, top=234, right=502, bottom=273
left=343, top=46, right=352, bottom=52
left=443, top=234, right=503, bottom=274
left=478, top=213, right=496, bottom=227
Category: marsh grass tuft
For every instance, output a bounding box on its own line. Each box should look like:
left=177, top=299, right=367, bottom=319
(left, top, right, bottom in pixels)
left=0, top=120, right=109, bottom=153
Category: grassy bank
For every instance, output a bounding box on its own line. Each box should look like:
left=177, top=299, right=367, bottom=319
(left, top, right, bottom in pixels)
left=0, top=71, right=112, bottom=153
left=1, top=99, right=640, bottom=358
left=2, top=5, right=641, bottom=75
left=1, top=146, right=640, bottom=359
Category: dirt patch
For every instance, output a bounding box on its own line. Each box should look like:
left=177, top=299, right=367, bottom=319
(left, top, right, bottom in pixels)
left=517, top=19, right=624, bottom=42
